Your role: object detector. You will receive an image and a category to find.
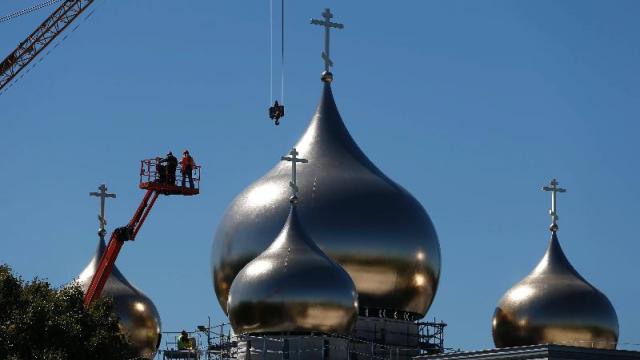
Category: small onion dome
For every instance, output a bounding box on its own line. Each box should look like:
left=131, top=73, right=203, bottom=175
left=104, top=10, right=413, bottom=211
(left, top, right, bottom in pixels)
left=77, top=239, right=162, bottom=359
left=227, top=204, right=358, bottom=335
left=492, top=232, right=619, bottom=349
left=213, top=82, right=440, bottom=318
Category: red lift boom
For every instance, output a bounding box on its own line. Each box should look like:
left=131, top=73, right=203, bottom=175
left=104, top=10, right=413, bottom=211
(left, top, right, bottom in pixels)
left=83, top=159, right=201, bottom=306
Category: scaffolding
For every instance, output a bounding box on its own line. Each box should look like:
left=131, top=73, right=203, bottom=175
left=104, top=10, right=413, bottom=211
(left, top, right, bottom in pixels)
left=159, top=319, right=446, bottom=360
left=418, top=320, right=446, bottom=355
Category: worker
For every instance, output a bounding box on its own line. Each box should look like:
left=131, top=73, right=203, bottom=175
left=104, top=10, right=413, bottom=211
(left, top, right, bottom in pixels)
left=155, top=157, right=167, bottom=184
left=160, top=151, right=178, bottom=185
left=177, top=330, right=192, bottom=350
left=181, top=150, right=196, bottom=188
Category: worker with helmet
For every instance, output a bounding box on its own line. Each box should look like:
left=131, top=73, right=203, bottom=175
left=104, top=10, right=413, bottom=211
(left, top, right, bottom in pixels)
left=155, top=157, right=167, bottom=184
left=160, top=151, right=178, bottom=185
left=181, top=150, right=196, bottom=188
left=177, top=330, right=193, bottom=350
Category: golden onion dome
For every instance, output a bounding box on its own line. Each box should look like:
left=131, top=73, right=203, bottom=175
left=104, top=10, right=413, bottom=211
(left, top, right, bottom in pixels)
left=492, top=231, right=619, bottom=349
left=213, top=82, right=441, bottom=319
left=227, top=203, right=358, bottom=335
left=78, top=239, right=162, bottom=359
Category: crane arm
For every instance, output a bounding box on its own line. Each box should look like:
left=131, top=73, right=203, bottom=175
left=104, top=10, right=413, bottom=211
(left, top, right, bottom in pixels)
left=83, top=189, right=160, bottom=306
left=0, top=0, right=94, bottom=91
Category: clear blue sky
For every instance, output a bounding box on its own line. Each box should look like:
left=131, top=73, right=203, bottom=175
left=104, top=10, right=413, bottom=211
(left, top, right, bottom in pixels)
left=1, top=0, right=639, bottom=352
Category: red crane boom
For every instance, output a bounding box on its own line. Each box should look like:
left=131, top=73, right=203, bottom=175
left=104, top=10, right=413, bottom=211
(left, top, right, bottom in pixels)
left=83, top=159, right=201, bottom=306
left=0, top=0, right=94, bottom=91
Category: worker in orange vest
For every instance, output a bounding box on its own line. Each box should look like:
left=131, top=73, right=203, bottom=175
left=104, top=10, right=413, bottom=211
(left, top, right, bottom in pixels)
left=181, top=150, right=196, bottom=188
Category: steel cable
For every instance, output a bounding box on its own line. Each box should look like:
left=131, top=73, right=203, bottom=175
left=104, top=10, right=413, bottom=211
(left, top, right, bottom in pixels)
left=280, top=0, right=284, bottom=104
left=0, top=0, right=64, bottom=24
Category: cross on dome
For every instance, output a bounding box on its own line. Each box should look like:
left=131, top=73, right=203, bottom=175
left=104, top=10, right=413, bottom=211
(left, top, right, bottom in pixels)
left=310, top=8, right=344, bottom=81
left=281, top=148, right=308, bottom=202
left=89, top=184, right=116, bottom=240
left=542, top=178, right=567, bottom=232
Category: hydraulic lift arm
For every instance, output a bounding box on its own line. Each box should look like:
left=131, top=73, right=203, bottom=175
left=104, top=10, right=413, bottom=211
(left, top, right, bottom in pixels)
left=83, top=189, right=159, bottom=306
left=83, top=159, right=200, bottom=307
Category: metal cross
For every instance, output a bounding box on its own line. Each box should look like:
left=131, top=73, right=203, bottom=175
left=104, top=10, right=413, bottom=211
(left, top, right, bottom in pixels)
left=281, top=148, right=308, bottom=201
left=542, top=178, right=566, bottom=231
left=310, top=8, right=344, bottom=73
left=90, top=184, right=116, bottom=240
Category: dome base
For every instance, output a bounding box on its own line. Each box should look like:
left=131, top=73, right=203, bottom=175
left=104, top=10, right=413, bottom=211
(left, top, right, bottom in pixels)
left=413, top=344, right=640, bottom=360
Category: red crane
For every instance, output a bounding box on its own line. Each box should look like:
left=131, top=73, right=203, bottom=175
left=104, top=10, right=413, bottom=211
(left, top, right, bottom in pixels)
left=83, top=158, right=201, bottom=306
left=0, top=0, right=95, bottom=91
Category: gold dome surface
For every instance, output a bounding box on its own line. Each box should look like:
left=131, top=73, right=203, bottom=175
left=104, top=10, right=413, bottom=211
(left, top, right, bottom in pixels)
left=212, top=83, right=440, bottom=318
left=227, top=204, right=358, bottom=335
left=78, top=239, right=162, bottom=359
left=492, top=232, right=619, bottom=349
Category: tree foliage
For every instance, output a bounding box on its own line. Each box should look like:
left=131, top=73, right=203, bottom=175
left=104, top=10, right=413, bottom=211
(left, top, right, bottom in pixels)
left=0, top=264, right=137, bottom=360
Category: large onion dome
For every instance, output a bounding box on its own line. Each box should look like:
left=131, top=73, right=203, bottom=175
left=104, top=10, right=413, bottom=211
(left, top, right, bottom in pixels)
left=212, top=82, right=441, bottom=318
left=228, top=202, right=358, bottom=335
left=78, top=239, right=162, bottom=359
left=492, top=231, right=619, bottom=349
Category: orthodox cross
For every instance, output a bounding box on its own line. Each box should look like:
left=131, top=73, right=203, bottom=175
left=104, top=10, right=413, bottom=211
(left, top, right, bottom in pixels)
left=90, top=184, right=116, bottom=240
left=542, top=178, right=566, bottom=231
left=281, top=148, right=308, bottom=201
left=310, top=8, right=344, bottom=73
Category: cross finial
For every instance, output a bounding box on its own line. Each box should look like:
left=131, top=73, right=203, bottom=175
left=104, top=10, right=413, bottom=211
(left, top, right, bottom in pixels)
left=310, top=8, right=344, bottom=82
left=89, top=184, right=116, bottom=240
left=542, top=178, right=567, bottom=232
left=281, top=148, right=308, bottom=203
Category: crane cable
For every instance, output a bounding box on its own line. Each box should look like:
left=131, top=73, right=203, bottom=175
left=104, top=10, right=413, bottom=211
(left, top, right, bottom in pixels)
left=269, top=0, right=273, bottom=104
left=280, top=0, right=285, bottom=104
left=268, top=0, right=285, bottom=125
left=0, top=0, right=104, bottom=96
left=269, top=0, right=285, bottom=103
left=0, top=0, right=64, bottom=24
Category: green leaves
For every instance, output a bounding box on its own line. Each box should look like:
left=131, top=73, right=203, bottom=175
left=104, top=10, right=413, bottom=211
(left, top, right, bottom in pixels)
left=0, top=264, right=136, bottom=360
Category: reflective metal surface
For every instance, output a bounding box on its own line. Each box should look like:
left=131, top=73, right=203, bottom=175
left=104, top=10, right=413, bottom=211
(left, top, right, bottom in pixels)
left=212, top=83, right=441, bottom=317
left=228, top=204, right=358, bottom=335
left=492, top=232, right=619, bottom=349
left=77, top=239, right=162, bottom=359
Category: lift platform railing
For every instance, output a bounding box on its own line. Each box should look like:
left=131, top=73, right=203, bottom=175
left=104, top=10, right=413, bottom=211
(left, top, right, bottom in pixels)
left=140, top=158, right=201, bottom=195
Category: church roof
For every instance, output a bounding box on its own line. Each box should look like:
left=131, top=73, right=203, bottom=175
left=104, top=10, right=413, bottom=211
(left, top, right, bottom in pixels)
left=77, top=238, right=162, bottom=359
left=492, top=180, right=618, bottom=350
left=227, top=202, right=358, bottom=335
left=212, top=80, right=441, bottom=318
left=416, top=344, right=640, bottom=360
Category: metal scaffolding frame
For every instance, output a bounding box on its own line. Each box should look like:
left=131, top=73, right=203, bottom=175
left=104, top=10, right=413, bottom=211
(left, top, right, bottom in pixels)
left=159, top=319, right=446, bottom=360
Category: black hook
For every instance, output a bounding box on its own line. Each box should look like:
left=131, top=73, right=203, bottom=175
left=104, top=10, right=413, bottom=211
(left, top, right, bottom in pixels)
left=269, top=100, right=285, bottom=126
